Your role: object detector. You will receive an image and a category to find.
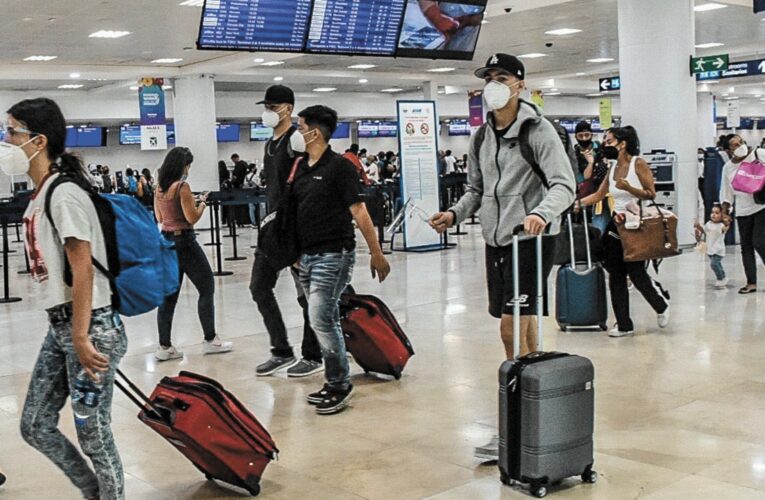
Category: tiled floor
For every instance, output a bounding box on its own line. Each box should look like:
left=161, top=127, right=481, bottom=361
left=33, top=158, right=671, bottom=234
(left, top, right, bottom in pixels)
left=2, top=224, right=765, bottom=499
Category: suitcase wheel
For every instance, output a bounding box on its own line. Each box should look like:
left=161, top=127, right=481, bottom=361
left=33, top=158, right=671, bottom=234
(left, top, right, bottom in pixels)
left=599, top=323, right=608, bottom=332
left=247, top=483, right=261, bottom=497
left=499, top=471, right=511, bottom=486
left=531, top=485, right=547, bottom=498
left=582, top=469, right=598, bottom=484
left=558, top=323, right=568, bottom=331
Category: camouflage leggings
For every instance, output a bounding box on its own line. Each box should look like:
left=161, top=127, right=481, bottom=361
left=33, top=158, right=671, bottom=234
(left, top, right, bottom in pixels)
left=20, top=304, right=128, bottom=500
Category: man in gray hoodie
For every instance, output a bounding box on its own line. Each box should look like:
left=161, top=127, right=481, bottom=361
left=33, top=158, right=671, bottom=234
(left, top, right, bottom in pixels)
left=430, top=53, right=575, bottom=460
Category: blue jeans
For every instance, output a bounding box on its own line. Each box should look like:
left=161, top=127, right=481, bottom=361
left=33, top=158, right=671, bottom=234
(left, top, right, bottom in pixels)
left=709, top=254, right=726, bottom=281
left=298, top=250, right=355, bottom=391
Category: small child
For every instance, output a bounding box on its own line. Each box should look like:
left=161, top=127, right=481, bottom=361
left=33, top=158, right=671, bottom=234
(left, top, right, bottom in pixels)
left=695, top=204, right=730, bottom=289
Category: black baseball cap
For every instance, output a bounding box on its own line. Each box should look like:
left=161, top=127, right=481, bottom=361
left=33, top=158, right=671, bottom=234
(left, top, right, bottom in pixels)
left=474, top=53, right=525, bottom=80
left=256, top=85, right=295, bottom=105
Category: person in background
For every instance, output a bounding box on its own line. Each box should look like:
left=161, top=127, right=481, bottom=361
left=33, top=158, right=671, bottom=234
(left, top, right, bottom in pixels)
left=124, top=167, right=138, bottom=196
left=720, top=134, right=765, bottom=294
left=343, top=143, right=372, bottom=185
left=695, top=203, right=730, bottom=289
left=231, top=153, right=248, bottom=189
left=88, top=164, right=103, bottom=191
left=578, top=126, right=671, bottom=336
left=293, top=104, right=391, bottom=414
left=251, top=85, right=323, bottom=378
left=154, top=147, right=233, bottom=361
left=443, top=149, right=457, bottom=173
left=382, top=151, right=398, bottom=180
left=429, top=54, right=575, bottom=460
left=437, top=149, right=446, bottom=175
left=359, top=148, right=368, bottom=165
left=218, top=160, right=230, bottom=188
left=574, top=121, right=610, bottom=231
left=139, top=168, right=155, bottom=209
left=4, top=97, right=128, bottom=499
left=100, top=165, right=114, bottom=193
left=366, top=154, right=380, bottom=183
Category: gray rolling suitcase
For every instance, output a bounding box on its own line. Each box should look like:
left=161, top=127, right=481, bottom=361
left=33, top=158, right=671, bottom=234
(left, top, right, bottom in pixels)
left=498, top=226, right=597, bottom=498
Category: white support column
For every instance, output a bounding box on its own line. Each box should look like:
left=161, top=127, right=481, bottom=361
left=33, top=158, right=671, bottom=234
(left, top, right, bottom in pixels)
left=618, top=0, right=697, bottom=246
left=172, top=75, right=219, bottom=192
left=697, top=92, right=716, bottom=149
left=422, top=81, right=439, bottom=101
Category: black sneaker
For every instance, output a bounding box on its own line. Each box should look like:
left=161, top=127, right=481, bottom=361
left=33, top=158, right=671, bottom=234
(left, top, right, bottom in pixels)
left=315, top=384, right=354, bottom=415
left=307, top=384, right=332, bottom=405
left=287, top=359, right=324, bottom=378
left=256, top=355, right=298, bottom=376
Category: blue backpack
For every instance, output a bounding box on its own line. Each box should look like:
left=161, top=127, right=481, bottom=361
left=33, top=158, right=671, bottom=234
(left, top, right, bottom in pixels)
left=127, top=176, right=138, bottom=194
left=45, top=174, right=179, bottom=317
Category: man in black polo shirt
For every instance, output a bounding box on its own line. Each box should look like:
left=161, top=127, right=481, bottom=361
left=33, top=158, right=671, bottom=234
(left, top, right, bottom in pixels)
left=250, top=85, right=322, bottom=379
left=294, top=105, right=391, bottom=415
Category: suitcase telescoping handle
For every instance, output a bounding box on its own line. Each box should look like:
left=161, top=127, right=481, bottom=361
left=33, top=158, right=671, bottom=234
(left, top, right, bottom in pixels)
left=511, top=224, right=545, bottom=359
left=567, top=210, right=594, bottom=270
left=114, top=369, right=166, bottom=422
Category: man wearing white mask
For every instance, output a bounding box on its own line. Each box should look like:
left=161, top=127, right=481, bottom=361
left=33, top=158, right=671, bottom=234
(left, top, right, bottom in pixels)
left=251, top=85, right=323, bottom=378
left=429, top=54, right=575, bottom=460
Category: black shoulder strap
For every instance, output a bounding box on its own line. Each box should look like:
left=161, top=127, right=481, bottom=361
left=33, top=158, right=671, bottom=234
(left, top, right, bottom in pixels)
left=518, top=121, right=550, bottom=189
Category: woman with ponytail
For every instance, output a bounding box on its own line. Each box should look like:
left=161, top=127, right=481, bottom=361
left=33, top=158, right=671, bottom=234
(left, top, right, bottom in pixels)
left=1, top=98, right=127, bottom=499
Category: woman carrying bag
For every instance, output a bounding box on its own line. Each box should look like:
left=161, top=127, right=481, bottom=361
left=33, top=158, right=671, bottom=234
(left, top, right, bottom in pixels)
left=578, top=126, right=670, bottom=337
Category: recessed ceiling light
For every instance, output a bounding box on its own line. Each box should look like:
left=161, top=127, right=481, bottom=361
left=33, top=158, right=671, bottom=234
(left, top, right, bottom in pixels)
left=427, top=67, right=456, bottom=72
left=162, top=85, right=173, bottom=90
left=348, top=64, right=376, bottom=69
left=700, top=80, right=719, bottom=84
left=178, top=0, right=204, bottom=5
left=89, top=30, right=131, bottom=39
left=576, top=72, right=586, bottom=76
left=725, top=96, right=739, bottom=100
left=551, top=88, right=558, bottom=91
left=586, top=93, right=604, bottom=97
left=273, top=76, right=284, bottom=81
left=359, top=78, right=369, bottom=84
left=519, top=53, right=547, bottom=59
left=87, top=78, right=109, bottom=81
left=546, top=92, right=561, bottom=96
left=129, top=86, right=139, bottom=90
left=721, top=93, right=729, bottom=96
left=23, top=55, right=57, bottom=61
left=58, top=84, right=84, bottom=89
left=587, top=58, right=614, bottom=63
left=69, top=72, right=80, bottom=79
left=756, top=94, right=763, bottom=98
left=695, top=42, right=724, bottom=49
left=694, top=3, right=727, bottom=12
left=313, top=87, right=336, bottom=92
left=381, top=88, right=404, bottom=93
left=253, top=58, right=265, bottom=63
left=151, top=58, right=183, bottom=64
left=261, top=61, right=284, bottom=66
left=481, top=20, right=489, bottom=24
left=545, top=28, right=581, bottom=36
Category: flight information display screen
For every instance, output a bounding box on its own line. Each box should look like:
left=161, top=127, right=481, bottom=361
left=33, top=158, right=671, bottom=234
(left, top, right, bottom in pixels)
left=217, top=123, right=241, bottom=142
left=197, top=0, right=312, bottom=52
left=306, top=0, right=406, bottom=56
left=447, top=119, right=470, bottom=136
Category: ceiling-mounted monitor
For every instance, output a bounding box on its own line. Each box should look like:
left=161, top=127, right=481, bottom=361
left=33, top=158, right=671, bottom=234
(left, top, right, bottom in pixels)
left=216, top=123, right=241, bottom=143
left=197, top=0, right=312, bottom=52
left=447, top=119, right=471, bottom=136
left=331, top=122, right=351, bottom=139
left=250, top=123, right=274, bottom=142
left=396, top=0, right=486, bottom=61
left=306, top=0, right=407, bottom=56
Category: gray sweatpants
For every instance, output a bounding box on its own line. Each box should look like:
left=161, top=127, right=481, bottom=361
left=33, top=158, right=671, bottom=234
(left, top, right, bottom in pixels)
left=20, top=304, right=128, bottom=499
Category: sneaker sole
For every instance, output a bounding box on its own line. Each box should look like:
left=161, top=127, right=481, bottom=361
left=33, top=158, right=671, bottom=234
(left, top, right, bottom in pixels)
left=155, top=355, right=183, bottom=362
left=474, top=453, right=499, bottom=463
left=287, top=366, right=325, bottom=378
left=609, top=332, right=634, bottom=338
left=256, top=358, right=299, bottom=377
left=203, top=347, right=234, bottom=356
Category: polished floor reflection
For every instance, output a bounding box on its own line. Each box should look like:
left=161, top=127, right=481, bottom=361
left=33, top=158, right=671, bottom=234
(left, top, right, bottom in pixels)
left=1, top=225, right=765, bottom=499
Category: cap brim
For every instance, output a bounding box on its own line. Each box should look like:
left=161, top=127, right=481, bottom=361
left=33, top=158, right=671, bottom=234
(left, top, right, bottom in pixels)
left=474, top=67, right=514, bottom=79
left=256, top=99, right=268, bottom=105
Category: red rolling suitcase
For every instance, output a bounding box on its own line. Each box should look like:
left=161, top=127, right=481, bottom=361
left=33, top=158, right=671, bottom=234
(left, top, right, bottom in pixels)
left=339, top=291, right=414, bottom=379
left=115, top=370, right=278, bottom=496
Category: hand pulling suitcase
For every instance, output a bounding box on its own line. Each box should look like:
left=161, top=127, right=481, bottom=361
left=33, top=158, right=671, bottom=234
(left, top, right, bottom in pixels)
left=115, top=370, right=278, bottom=497
left=339, top=290, right=414, bottom=379
left=499, top=226, right=597, bottom=498
left=555, top=212, right=608, bottom=331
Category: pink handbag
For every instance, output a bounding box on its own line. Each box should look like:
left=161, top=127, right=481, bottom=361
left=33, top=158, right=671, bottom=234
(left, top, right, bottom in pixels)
left=731, top=159, right=765, bottom=194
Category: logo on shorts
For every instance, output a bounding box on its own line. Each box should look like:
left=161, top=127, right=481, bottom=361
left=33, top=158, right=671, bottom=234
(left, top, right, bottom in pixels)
left=507, top=295, right=529, bottom=307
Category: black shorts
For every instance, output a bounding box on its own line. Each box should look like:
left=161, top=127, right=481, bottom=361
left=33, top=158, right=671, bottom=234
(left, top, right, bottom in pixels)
left=486, top=238, right=556, bottom=318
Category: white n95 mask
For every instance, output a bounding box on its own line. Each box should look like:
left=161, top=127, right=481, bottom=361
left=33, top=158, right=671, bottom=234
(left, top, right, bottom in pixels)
left=261, top=110, right=280, bottom=129
left=0, top=139, right=38, bottom=176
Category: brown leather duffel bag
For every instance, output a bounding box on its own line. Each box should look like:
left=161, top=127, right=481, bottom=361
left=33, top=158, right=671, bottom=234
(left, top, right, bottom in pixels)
left=616, top=202, right=680, bottom=262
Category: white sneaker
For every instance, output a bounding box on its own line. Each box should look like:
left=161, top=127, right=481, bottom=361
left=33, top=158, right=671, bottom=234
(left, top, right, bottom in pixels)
left=203, top=336, right=233, bottom=355
left=657, top=306, right=671, bottom=329
left=474, top=435, right=500, bottom=462
left=715, top=278, right=728, bottom=289
left=155, top=345, right=183, bottom=361
left=609, top=327, right=634, bottom=338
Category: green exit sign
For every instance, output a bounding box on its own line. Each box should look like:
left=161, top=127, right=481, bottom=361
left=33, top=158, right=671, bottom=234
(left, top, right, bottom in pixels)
left=690, top=54, right=729, bottom=75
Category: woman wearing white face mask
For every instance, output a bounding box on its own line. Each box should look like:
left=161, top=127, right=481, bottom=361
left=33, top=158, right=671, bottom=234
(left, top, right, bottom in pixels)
left=1, top=98, right=128, bottom=499
left=720, top=134, right=765, bottom=294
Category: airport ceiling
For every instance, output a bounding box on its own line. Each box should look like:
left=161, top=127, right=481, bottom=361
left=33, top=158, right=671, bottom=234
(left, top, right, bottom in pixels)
left=0, top=0, right=763, bottom=101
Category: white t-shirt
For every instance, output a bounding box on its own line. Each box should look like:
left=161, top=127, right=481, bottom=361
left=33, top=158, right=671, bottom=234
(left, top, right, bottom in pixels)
left=720, top=148, right=765, bottom=218
left=366, top=163, right=380, bottom=183
left=23, top=174, right=113, bottom=310
left=704, top=221, right=726, bottom=257
left=444, top=155, right=457, bottom=173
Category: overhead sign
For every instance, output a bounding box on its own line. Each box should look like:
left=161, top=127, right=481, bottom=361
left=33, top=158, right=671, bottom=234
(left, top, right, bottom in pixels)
left=397, top=100, right=442, bottom=251
left=139, top=77, right=167, bottom=151
left=468, top=90, right=484, bottom=127
left=598, top=76, right=621, bottom=92
left=599, top=99, right=613, bottom=130
left=691, top=54, right=729, bottom=75
left=696, top=58, right=765, bottom=81
left=727, top=100, right=741, bottom=129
